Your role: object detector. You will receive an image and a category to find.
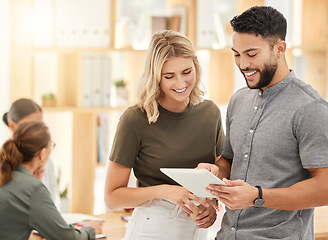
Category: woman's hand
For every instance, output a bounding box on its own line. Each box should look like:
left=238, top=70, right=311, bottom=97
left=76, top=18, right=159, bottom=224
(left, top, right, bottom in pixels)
left=159, top=185, right=209, bottom=216
left=33, top=166, right=45, bottom=181
left=196, top=163, right=219, bottom=176
left=83, top=220, right=103, bottom=234
left=194, top=198, right=218, bottom=228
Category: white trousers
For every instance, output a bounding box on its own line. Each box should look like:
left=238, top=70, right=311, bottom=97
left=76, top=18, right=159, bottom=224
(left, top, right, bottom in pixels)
left=124, top=200, right=208, bottom=240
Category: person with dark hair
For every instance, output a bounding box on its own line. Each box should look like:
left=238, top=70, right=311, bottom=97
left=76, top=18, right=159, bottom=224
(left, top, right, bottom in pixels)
left=3, top=98, right=61, bottom=209
left=0, top=120, right=102, bottom=239
left=199, top=6, right=328, bottom=239
left=104, top=30, right=225, bottom=240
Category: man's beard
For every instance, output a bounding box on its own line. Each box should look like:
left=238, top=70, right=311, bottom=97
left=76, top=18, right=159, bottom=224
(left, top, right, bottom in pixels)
left=242, top=60, right=278, bottom=89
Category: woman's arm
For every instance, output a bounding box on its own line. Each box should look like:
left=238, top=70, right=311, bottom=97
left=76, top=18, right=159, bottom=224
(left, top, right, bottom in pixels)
left=216, top=155, right=232, bottom=180
left=29, top=184, right=100, bottom=240
left=104, top=161, right=209, bottom=216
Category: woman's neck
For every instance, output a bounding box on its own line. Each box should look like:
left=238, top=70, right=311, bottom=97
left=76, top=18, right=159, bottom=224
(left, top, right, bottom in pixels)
left=21, top=158, right=39, bottom=176
left=158, top=99, right=189, bottom=113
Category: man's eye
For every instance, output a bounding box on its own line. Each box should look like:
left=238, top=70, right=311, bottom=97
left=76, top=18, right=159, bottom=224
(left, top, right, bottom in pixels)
left=234, top=54, right=240, bottom=57
left=248, top=53, right=257, bottom=57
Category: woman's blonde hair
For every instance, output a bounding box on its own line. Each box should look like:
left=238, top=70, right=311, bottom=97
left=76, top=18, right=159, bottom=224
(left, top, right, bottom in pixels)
left=137, top=30, right=204, bottom=124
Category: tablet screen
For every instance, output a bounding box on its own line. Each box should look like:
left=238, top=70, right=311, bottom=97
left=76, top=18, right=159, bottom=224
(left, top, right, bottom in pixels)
left=160, top=168, right=226, bottom=198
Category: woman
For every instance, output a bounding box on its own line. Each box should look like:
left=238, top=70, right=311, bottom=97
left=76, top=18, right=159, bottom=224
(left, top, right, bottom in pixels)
left=0, top=120, right=102, bottom=239
left=105, top=30, right=225, bottom=240
left=3, top=98, right=60, bottom=208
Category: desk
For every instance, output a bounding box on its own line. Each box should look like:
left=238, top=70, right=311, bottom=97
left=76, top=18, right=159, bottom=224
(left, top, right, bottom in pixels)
left=315, top=206, right=328, bottom=240
left=29, top=209, right=328, bottom=240
left=98, top=211, right=131, bottom=240
left=29, top=211, right=131, bottom=240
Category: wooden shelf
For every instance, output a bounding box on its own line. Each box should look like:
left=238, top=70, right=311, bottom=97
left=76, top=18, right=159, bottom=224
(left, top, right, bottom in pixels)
left=33, top=47, right=149, bottom=53
left=43, top=105, right=129, bottom=113
left=11, top=0, right=328, bottom=215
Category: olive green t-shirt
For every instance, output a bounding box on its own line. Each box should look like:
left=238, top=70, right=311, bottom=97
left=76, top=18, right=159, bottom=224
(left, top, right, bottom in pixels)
left=109, top=100, right=225, bottom=187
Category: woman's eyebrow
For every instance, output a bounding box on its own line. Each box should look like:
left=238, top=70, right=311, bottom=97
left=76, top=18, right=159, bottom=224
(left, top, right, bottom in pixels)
left=162, top=72, right=174, bottom=76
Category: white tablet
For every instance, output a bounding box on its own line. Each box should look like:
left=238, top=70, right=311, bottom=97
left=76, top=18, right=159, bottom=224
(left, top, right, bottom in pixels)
left=160, top=168, right=226, bottom=198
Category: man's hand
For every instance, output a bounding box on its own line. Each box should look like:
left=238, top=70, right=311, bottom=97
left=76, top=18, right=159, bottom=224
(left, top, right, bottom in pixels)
left=206, top=179, right=258, bottom=210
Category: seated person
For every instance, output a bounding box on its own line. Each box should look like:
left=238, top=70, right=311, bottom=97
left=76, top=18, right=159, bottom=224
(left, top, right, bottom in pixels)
left=3, top=98, right=60, bottom=208
left=0, top=120, right=102, bottom=239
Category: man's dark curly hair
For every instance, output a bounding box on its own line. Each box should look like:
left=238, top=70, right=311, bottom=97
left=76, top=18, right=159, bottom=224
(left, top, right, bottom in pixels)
left=230, top=6, right=287, bottom=46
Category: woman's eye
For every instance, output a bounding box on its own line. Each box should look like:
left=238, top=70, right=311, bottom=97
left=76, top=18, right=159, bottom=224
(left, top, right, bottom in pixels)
left=183, top=70, right=192, bottom=75
left=165, top=75, right=174, bottom=79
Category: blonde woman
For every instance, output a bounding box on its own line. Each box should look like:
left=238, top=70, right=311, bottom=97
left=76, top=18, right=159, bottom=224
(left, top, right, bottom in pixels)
left=105, top=30, right=225, bottom=240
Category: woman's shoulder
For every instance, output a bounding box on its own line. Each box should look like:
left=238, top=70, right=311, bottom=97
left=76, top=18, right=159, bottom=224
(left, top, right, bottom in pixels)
left=2, top=169, right=46, bottom=202
left=122, top=104, right=144, bottom=117
left=14, top=169, right=44, bottom=189
left=195, top=99, right=221, bottom=113
left=119, top=104, right=148, bottom=126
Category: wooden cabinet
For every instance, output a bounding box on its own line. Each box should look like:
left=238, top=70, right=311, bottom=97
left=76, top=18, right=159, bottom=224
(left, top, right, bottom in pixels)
left=10, top=0, right=328, bottom=216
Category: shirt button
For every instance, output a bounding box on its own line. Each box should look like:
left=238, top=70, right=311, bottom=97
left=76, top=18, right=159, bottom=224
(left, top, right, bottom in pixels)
left=244, top=154, right=248, bottom=159
left=258, top=92, right=262, bottom=96
left=254, top=106, right=258, bottom=110
left=231, top=227, right=236, bottom=231
left=250, top=129, right=254, bottom=133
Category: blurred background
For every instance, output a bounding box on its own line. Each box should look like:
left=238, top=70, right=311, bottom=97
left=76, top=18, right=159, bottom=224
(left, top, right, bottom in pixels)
left=0, top=1, right=327, bottom=230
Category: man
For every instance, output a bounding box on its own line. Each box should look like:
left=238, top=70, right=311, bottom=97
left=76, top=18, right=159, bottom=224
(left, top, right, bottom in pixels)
left=204, top=6, right=328, bottom=239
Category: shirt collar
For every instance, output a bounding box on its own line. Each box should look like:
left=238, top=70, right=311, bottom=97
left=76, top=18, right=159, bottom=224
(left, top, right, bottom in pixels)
left=259, top=70, right=295, bottom=98
left=16, top=165, right=32, bottom=176
left=158, top=102, right=193, bottom=119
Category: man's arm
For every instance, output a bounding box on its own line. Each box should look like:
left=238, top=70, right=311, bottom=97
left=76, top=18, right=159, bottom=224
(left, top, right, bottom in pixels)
left=263, top=167, right=328, bottom=210
left=207, top=167, right=328, bottom=211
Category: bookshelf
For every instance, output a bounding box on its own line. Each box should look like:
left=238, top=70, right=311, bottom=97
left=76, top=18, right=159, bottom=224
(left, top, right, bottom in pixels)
left=10, top=0, right=328, bottom=217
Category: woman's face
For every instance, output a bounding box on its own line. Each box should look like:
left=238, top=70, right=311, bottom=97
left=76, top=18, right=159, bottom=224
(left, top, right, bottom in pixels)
left=40, top=138, right=54, bottom=166
left=159, top=56, right=196, bottom=112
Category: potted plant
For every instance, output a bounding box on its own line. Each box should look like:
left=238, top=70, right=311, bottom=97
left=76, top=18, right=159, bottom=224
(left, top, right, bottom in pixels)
left=114, top=79, right=129, bottom=105
left=42, top=92, right=57, bottom=107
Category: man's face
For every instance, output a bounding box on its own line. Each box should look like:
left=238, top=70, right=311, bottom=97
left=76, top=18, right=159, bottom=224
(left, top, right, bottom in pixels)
left=232, top=32, right=278, bottom=90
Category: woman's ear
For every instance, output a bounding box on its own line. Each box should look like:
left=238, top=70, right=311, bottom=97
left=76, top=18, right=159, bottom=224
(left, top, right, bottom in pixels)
left=38, top=148, right=47, bottom=164
left=8, top=119, right=17, bottom=132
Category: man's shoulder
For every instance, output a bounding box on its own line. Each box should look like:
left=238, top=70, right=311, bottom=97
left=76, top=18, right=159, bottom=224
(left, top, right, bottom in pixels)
left=289, top=78, right=328, bottom=105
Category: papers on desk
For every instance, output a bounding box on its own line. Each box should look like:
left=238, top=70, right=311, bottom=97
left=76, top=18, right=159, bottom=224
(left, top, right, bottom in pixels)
left=61, top=213, right=106, bottom=239
left=62, top=213, right=103, bottom=225
left=33, top=214, right=106, bottom=239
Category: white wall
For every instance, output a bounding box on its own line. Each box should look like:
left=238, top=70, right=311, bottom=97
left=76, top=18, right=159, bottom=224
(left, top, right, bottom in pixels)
left=0, top=0, right=11, bottom=145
